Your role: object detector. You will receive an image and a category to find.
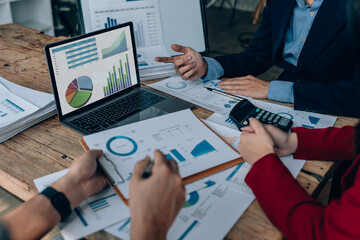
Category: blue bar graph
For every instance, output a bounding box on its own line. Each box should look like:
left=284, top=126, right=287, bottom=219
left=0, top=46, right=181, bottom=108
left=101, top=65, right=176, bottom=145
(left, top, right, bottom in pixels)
left=105, top=17, right=118, bottom=28
left=309, top=116, right=320, bottom=125
left=74, top=207, right=88, bottom=227
left=301, top=124, right=315, bottom=129
left=179, top=220, right=199, bottom=240
left=225, top=117, right=235, bottom=125
left=226, top=162, right=244, bottom=181
left=88, top=193, right=117, bottom=212
left=5, top=99, right=24, bottom=112
left=191, top=140, right=216, bottom=157
left=170, top=149, right=186, bottom=162
left=118, top=218, right=131, bottom=231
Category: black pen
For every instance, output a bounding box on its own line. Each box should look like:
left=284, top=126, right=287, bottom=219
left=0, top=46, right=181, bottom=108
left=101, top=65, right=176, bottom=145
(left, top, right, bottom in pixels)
left=204, top=87, right=244, bottom=102
left=142, top=160, right=154, bottom=179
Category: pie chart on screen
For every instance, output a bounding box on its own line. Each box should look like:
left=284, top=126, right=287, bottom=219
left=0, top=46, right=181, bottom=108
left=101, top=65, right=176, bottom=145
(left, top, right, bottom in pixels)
left=65, top=76, right=93, bottom=108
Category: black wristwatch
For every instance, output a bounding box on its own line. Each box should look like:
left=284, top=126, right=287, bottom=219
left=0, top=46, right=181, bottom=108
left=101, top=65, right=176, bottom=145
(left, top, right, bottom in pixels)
left=41, top=187, right=72, bottom=222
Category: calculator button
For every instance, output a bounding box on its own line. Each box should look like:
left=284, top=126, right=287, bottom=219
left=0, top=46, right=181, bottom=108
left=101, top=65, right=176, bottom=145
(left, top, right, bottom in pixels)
left=256, top=108, right=261, bottom=113
left=278, top=118, right=290, bottom=126
left=242, top=119, right=249, bottom=125
left=257, top=110, right=265, bottom=118
left=263, top=112, right=270, bottom=118
left=268, top=114, right=275, bottom=122
left=273, top=116, right=280, bottom=123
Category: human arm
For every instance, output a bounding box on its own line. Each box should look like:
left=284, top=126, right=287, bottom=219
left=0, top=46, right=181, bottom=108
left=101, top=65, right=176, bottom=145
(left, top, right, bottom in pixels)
left=240, top=120, right=360, bottom=239
left=155, top=44, right=208, bottom=80
left=241, top=119, right=355, bottom=161
left=129, top=150, right=185, bottom=240
left=246, top=153, right=360, bottom=240
left=1, top=150, right=107, bottom=240
left=293, top=70, right=360, bottom=118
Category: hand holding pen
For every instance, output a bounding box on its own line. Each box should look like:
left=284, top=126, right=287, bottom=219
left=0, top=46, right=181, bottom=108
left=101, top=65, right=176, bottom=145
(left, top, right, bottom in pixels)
left=129, top=150, right=185, bottom=239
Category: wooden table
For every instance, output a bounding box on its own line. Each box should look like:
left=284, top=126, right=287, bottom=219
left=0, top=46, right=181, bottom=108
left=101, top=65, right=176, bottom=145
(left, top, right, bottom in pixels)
left=0, top=24, right=357, bottom=240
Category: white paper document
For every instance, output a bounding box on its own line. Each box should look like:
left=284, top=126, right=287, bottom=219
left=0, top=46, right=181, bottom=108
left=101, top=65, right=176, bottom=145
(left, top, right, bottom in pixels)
left=205, top=79, right=337, bottom=130
left=106, top=177, right=255, bottom=240
left=207, top=100, right=337, bottom=131
left=0, top=76, right=56, bottom=142
left=148, top=77, right=240, bottom=115
left=203, top=120, right=306, bottom=195
left=82, top=109, right=241, bottom=199
left=137, top=46, right=175, bottom=80
left=34, top=169, right=129, bottom=240
left=0, top=82, right=39, bottom=126
left=88, top=0, right=163, bottom=48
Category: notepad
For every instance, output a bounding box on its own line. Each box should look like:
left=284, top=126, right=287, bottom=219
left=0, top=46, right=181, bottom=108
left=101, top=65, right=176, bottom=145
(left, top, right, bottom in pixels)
left=80, top=109, right=242, bottom=203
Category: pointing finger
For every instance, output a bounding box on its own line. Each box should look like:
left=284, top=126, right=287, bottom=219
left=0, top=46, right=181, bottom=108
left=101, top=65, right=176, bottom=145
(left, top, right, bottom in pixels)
left=155, top=56, right=179, bottom=63
left=171, top=44, right=188, bottom=54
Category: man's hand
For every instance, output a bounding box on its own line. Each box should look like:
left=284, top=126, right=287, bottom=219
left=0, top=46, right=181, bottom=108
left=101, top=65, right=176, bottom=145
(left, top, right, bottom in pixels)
left=238, top=118, right=275, bottom=165
left=155, top=44, right=208, bottom=80
left=241, top=124, right=298, bottom=157
left=2, top=150, right=108, bottom=240
left=52, top=150, right=108, bottom=209
left=129, top=150, right=185, bottom=240
left=218, top=75, right=270, bottom=99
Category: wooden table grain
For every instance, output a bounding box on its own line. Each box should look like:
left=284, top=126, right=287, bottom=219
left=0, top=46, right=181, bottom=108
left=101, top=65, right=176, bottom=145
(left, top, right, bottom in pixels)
left=0, top=24, right=358, bottom=240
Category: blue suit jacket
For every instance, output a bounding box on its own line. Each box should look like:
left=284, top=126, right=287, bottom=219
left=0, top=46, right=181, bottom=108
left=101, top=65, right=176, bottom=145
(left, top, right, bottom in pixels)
left=214, top=0, right=360, bottom=117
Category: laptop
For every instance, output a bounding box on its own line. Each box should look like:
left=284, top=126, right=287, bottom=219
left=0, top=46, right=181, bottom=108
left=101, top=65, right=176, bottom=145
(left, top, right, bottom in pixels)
left=45, top=22, right=193, bottom=134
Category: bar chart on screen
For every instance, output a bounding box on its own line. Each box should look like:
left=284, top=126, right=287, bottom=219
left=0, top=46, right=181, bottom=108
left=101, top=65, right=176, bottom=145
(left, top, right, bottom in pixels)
left=103, top=54, right=133, bottom=97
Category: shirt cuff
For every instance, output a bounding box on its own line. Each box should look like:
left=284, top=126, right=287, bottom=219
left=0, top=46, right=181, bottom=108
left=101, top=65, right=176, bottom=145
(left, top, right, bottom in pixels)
left=201, top=57, right=224, bottom=81
left=268, top=81, right=295, bottom=103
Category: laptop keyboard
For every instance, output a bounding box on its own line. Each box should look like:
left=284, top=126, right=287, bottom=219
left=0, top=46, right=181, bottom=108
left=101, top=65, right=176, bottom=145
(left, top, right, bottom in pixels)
left=69, top=90, right=165, bottom=133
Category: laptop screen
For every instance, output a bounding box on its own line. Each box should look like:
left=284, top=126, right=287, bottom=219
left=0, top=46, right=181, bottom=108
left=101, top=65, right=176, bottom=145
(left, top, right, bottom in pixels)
left=48, top=25, right=138, bottom=116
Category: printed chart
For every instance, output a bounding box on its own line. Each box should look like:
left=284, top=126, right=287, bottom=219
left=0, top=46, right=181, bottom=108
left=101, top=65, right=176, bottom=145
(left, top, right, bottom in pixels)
left=34, top=169, right=129, bottom=240
left=83, top=110, right=241, bottom=199
left=149, top=77, right=239, bottom=115
left=89, top=0, right=163, bottom=48
left=65, top=76, right=93, bottom=108
left=106, top=177, right=254, bottom=240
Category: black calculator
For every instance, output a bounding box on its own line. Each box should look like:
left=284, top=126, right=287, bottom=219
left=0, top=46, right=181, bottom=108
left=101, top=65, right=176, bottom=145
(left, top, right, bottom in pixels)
left=229, top=99, right=293, bottom=132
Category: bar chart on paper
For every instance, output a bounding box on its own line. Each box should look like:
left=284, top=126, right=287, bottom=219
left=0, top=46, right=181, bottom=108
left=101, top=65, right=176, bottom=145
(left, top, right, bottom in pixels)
left=90, top=0, right=163, bottom=48
left=82, top=110, right=241, bottom=200
left=72, top=190, right=124, bottom=228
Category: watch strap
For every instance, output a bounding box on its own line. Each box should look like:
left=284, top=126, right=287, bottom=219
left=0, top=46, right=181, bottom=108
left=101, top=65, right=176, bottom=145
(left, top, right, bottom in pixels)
left=41, top=186, right=72, bottom=222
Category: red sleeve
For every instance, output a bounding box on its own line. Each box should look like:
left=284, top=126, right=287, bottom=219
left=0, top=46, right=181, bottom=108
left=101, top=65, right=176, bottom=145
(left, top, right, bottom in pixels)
left=245, top=154, right=360, bottom=240
left=293, top=126, right=355, bottom=161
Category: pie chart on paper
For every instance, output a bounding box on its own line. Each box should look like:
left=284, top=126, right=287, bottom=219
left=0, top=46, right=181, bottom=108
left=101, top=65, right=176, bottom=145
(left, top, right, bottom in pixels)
left=65, top=76, right=93, bottom=108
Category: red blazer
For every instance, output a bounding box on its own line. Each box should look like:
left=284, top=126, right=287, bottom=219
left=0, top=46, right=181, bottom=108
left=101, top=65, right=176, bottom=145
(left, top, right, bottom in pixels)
left=245, top=126, right=360, bottom=240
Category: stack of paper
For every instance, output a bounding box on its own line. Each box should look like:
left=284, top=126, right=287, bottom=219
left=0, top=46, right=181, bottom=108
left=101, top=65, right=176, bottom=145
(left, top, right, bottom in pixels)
left=0, top=76, right=56, bottom=143
left=138, top=46, right=176, bottom=81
